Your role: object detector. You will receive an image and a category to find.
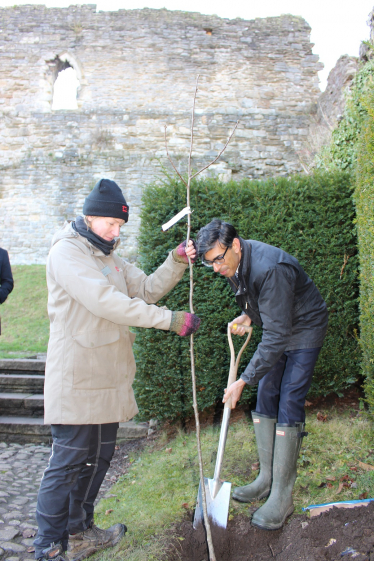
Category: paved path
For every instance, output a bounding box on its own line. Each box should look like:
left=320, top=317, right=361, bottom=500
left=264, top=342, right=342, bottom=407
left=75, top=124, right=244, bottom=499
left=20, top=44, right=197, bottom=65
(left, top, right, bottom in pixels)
left=0, top=442, right=114, bottom=561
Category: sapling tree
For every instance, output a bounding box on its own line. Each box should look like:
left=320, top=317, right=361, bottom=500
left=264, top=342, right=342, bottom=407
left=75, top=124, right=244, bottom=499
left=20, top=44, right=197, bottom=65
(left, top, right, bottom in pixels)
left=164, top=75, right=238, bottom=561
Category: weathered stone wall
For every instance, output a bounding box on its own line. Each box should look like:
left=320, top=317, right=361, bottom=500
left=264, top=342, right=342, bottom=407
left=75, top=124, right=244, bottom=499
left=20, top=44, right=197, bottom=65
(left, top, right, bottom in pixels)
left=0, top=5, right=323, bottom=263
left=297, top=55, right=359, bottom=169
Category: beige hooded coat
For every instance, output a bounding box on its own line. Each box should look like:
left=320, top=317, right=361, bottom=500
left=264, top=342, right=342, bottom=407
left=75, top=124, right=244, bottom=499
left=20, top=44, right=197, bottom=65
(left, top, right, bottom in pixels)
left=44, top=222, right=188, bottom=425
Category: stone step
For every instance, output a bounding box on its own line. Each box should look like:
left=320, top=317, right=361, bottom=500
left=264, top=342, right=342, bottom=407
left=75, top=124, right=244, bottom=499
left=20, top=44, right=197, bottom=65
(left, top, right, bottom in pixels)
left=0, top=392, right=44, bottom=417
left=0, top=416, right=51, bottom=444
left=117, top=421, right=149, bottom=442
left=0, top=417, right=149, bottom=444
left=0, top=373, right=45, bottom=393
left=0, top=360, right=150, bottom=445
left=0, top=358, right=46, bottom=375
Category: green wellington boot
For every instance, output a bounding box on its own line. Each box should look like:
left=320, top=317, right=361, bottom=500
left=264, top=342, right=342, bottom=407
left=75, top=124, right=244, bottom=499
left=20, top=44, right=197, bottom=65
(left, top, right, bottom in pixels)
left=251, top=423, right=307, bottom=530
left=232, top=412, right=277, bottom=502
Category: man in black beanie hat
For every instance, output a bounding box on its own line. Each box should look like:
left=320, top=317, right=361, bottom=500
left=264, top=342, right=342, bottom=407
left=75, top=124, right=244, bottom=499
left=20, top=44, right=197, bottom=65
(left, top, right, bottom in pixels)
left=34, top=179, right=200, bottom=561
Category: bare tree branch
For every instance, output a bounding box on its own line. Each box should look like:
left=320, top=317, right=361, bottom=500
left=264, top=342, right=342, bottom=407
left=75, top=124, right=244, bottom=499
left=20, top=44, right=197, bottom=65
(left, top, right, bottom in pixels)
left=190, top=120, right=239, bottom=180
left=164, top=125, right=188, bottom=187
left=188, top=75, right=199, bottom=183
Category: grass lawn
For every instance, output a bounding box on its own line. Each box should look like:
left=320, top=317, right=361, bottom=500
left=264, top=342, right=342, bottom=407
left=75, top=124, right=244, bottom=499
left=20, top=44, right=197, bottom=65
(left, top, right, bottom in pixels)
left=93, top=407, right=374, bottom=561
left=0, top=265, right=49, bottom=358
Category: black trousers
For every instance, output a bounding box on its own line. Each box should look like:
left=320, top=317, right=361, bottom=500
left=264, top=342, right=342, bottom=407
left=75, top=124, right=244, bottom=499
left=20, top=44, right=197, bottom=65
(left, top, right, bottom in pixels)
left=34, top=423, right=118, bottom=558
left=255, top=347, right=321, bottom=424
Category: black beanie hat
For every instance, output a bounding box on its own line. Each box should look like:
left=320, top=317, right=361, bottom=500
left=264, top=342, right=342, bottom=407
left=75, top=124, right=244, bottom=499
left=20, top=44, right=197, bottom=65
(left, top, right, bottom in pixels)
left=83, top=179, right=129, bottom=222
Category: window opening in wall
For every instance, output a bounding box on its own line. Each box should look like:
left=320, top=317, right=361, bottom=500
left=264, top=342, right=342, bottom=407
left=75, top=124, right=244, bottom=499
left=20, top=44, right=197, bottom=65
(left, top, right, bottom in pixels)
left=52, top=67, right=79, bottom=110
left=49, top=56, right=80, bottom=110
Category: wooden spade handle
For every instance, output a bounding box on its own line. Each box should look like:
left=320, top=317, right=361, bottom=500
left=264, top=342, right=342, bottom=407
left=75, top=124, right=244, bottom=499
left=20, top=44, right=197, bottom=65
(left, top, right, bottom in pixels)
left=225, top=324, right=253, bottom=409
left=232, top=323, right=253, bottom=332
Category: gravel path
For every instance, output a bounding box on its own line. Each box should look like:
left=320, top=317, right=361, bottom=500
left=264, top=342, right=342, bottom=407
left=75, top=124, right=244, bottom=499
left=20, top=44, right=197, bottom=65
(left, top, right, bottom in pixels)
left=0, top=439, right=145, bottom=561
left=0, top=442, right=48, bottom=561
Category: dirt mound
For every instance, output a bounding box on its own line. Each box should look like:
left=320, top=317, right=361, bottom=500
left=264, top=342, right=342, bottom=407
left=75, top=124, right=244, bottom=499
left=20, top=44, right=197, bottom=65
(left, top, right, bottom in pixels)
left=165, top=502, right=374, bottom=561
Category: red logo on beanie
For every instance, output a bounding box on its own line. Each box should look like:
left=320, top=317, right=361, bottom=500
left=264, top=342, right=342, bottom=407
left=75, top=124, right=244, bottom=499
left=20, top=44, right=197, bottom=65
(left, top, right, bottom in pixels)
left=122, top=205, right=128, bottom=213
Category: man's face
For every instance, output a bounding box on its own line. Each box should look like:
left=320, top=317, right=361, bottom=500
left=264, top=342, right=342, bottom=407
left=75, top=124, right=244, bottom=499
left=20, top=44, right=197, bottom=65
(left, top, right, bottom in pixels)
left=87, top=216, right=125, bottom=241
left=204, top=238, right=241, bottom=277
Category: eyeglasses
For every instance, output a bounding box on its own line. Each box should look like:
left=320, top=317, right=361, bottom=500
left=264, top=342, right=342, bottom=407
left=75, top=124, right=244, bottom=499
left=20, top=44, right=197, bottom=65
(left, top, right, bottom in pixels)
left=202, top=246, right=229, bottom=267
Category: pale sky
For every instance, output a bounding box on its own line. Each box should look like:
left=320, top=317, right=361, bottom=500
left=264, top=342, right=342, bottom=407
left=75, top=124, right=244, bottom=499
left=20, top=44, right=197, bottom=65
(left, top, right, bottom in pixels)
left=0, top=0, right=372, bottom=91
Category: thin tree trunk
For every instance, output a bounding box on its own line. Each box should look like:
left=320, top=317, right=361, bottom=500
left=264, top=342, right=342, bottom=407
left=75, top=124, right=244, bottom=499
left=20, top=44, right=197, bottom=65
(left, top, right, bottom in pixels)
left=164, top=75, right=239, bottom=561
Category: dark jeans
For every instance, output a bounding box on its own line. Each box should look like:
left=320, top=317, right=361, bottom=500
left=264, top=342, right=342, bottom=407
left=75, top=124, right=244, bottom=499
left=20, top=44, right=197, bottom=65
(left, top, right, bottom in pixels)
left=255, top=347, right=321, bottom=424
left=34, top=423, right=118, bottom=559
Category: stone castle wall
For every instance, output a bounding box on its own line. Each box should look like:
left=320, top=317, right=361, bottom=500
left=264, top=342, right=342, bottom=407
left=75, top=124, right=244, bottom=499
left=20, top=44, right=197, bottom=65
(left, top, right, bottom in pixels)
left=0, top=5, right=323, bottom=263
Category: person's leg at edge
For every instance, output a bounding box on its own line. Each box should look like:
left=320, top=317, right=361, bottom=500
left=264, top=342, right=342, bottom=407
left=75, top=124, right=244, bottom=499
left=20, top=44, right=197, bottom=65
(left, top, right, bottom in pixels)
left=34, top=425, right=92, bottom=559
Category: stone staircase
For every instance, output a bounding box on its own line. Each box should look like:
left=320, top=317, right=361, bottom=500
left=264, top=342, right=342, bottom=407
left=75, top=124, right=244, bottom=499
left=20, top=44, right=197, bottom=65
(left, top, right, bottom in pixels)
left=0, top=359, right=149, bottom=444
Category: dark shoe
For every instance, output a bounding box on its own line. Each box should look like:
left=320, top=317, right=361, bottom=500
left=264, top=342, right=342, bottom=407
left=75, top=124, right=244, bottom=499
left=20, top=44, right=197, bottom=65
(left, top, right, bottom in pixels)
left=67, top=523, right=126, bottom=561
left=232, top=412, right=277, bottom=503
left=38, top=543, right=66, bottom=561
left=251, top=423, right=306, bottom=530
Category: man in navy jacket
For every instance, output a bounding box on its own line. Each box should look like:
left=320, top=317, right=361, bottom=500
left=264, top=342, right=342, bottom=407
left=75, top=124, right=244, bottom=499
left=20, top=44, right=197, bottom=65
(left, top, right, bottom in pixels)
left=0, top=248, right=14, bottom=334
left=197, top=219, right=328, bottom=531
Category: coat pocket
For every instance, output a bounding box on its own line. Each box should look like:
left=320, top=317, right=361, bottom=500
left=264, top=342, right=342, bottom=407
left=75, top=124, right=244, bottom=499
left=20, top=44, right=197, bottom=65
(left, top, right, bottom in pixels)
left=72, top=329, right=120, bottom=390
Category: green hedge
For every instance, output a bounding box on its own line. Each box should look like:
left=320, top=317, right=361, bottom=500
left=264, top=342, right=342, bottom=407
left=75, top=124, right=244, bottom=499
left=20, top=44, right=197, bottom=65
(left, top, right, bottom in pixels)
left=316, top=54, right=374, bottom=414
left=355, top=89, right=374, bottom=413
left=133, top=172, right=359, bottom=422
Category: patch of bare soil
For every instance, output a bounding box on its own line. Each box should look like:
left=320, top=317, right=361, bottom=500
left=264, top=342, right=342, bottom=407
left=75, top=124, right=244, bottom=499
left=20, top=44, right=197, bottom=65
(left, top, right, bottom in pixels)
left=164, top=502, right=374, bottom=561
left=305, top=384, right=365, bottom=416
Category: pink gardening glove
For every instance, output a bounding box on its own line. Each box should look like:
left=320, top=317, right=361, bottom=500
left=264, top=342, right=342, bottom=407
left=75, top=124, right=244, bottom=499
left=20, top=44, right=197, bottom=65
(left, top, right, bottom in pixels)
left=172, top=240, right=197, bottom=264
left=169, top=311, right=201, bottom=336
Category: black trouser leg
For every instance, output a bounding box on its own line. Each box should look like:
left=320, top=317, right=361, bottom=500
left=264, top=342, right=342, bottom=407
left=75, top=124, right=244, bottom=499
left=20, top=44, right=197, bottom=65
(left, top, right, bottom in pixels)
left=34, top=425, right=92, bottom=558
left=68, top=423, right=118, bottom=533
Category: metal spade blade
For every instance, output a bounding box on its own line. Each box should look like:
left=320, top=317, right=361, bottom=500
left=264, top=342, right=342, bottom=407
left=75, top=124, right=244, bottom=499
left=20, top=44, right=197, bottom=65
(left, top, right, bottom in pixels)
left=193, top=477, right=232, bottom=529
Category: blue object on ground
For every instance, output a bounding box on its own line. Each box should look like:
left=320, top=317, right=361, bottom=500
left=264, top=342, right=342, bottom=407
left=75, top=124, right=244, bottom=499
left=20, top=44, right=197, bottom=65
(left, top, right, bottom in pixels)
left=303, top=498, right=374, bottom=512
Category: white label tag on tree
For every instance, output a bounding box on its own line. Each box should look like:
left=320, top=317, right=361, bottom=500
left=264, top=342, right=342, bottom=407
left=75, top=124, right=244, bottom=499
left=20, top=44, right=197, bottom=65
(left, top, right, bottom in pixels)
left=162, top=207, right=191, bottom=231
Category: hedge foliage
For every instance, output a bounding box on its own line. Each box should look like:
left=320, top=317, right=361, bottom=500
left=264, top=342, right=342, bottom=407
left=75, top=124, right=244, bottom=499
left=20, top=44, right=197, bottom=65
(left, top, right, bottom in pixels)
left=316, top=59, right=374, bottom=172
left=315, top=53, right=374, bottom=414
left=330, top=60, right=374, bottom=170
left=133, top=172, right=359, bottom=422
left=355, top=88, right=374, bottom=412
